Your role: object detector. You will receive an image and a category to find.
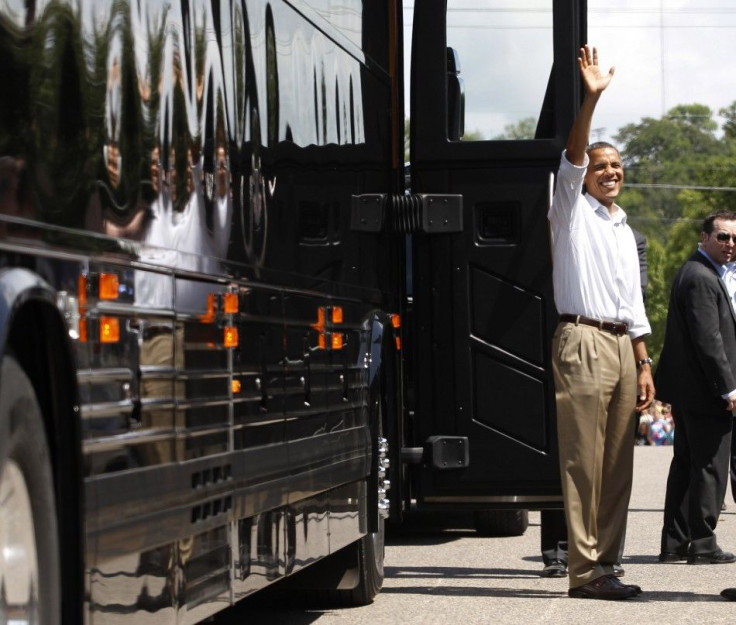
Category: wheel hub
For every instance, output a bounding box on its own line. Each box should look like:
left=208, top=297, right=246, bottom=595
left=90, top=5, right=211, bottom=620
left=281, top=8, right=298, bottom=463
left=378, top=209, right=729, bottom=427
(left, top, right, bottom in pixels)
left=0, top=460, right=39, bottom=625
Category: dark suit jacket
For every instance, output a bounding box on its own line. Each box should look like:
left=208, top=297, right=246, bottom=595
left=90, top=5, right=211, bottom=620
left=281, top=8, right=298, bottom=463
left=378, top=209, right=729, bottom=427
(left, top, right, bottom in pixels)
left=655, top=251, right=736, bottom=413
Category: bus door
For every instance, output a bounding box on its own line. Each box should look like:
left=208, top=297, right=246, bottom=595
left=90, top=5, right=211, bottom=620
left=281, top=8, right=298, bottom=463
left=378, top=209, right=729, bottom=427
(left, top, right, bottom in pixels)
left=407, top=1, right=585, bottom=508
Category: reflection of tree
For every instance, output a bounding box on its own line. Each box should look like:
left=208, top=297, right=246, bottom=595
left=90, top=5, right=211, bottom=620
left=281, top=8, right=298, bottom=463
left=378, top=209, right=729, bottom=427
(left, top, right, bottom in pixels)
left=0, top=7, right=32, bottom=160
left=29, top=3, right=91, bottom=227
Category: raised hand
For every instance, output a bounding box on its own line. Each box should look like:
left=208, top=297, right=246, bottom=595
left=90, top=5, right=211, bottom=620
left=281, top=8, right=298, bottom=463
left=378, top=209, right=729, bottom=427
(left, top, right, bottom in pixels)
left=578, top=45, right=615, bottom=96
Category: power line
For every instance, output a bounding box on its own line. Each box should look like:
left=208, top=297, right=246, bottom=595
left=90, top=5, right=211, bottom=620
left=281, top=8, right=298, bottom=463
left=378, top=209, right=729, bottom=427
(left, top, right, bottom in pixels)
left=405, top=6, right=736, bottom=15
left=626, top=183, right=736, bottom=192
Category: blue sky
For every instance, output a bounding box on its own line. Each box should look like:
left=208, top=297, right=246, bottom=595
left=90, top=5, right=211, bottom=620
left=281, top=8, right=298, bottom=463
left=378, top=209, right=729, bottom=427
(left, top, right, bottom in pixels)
left=403, top=2, right=736, bottom=143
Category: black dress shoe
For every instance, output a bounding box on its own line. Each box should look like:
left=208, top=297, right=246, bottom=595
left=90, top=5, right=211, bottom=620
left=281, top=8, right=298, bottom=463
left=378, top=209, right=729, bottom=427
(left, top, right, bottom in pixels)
left=658, top=551, right=688, bottom=563
left=541, top=559, right=567, bottom=578
left=607, top=574, right=642, bottom=595
left=688, top=549, right=736, bottom=564
left=721, top=588, right=736, bottom=600
left=568, top=575, right=638, bottom=600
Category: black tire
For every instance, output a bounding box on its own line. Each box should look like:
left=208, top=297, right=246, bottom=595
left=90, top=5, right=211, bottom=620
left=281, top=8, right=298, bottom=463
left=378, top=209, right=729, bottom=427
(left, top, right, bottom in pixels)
left=337, top=516, right=384, bottom=606
left=0, top=356, right=61, bottom=625
left=331, top=376, right=386, bottom=607
left=474, top=509, right=529, bottom=537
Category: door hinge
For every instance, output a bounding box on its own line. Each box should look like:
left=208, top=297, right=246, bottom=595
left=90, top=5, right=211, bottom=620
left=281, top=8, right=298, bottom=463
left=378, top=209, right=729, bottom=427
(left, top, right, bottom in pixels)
left=351, top=193, right=463, bottom=234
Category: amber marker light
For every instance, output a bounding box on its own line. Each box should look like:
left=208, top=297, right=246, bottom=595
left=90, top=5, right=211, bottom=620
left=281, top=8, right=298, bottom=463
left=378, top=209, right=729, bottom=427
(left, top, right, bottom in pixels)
left=224, top=326, right=239, bottom=348
left=391, top=313, right=401, bottom=350
left=99, top=273, right=120, bottom=300
left=100, top=317, right=120, bottom=343
left=200, top=293, right=216, bottom=323
left=331, top=306, right=343, bottom=324
left=231, top=379, right=242, bottom=394
left=224, top=292, right=239, bottom=314
left=313, top=306, right=325, bottom=331
left=78, top=274, right=88, bottom=311
left=331, top=332, right=344, bottom=350
left=78, top=274, right=88, bottom=342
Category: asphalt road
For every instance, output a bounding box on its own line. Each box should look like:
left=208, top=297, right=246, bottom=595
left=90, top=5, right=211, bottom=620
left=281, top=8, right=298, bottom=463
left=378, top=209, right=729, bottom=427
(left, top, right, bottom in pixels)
left=215, top=446, right=736, bottom=624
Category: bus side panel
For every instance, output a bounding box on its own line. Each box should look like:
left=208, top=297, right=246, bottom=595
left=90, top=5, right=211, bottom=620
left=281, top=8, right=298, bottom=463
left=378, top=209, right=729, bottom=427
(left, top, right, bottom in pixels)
left=0, top=0, right=400, bottom=621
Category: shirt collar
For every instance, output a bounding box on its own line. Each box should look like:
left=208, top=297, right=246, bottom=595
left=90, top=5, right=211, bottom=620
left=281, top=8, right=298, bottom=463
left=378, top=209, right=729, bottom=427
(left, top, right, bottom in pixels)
left=698, top=247, right=729, bottom=278
left=584, top=192, right=627, bottom=225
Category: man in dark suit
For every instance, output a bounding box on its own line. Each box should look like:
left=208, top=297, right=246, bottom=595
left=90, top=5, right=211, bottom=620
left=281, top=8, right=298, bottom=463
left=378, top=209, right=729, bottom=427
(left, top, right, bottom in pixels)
left=656, top=211, right=736, bottom=565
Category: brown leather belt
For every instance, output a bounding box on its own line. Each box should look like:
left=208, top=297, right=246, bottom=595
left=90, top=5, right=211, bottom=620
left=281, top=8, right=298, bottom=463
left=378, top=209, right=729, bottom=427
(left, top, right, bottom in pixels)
left=559, top=314, right=628, bottom=336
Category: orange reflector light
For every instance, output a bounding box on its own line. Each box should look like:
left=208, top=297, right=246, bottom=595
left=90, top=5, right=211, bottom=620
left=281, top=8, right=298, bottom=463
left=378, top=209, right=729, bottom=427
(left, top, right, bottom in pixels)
left=313, top=307, right=325, bottom=331
left=318, top=333, right=326, bottom=350
left=391, top=314, right=401, bottom=329
left=395, top=336, right=402, bottom=351
left=224, top=326, right=239, bottom=348
left=100, top=317, right=120, bottom=343
left=78, top=274, right=87, bottom=312
left=224, top=292, right=239, bottom=314
left=99, top=273, right=120, bottom=300
left=200, top=293, right=216, bottom=323
left=231, top=379, right=242, bottom=394
left=332, top=306, right=343, bottom=324
left=331, top=332, right=344, bottom=350
left=79, top=318, right=88, bottom=343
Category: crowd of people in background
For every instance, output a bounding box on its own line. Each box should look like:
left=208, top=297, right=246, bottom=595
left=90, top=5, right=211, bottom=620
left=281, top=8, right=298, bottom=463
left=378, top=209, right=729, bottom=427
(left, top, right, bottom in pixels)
left=636, top=400, right=675, bottom=446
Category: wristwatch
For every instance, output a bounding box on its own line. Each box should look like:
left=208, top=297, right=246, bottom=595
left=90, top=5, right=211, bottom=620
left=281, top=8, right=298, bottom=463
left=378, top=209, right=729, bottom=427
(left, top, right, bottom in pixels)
left=637, top=357, right=654, bottom=368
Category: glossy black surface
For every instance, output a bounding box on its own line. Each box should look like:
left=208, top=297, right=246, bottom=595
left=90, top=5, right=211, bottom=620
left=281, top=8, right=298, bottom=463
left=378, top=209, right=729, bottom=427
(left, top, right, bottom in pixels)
left=1, top=0, right=400, bottom=622
left=408, top=2, right=582, bottom=505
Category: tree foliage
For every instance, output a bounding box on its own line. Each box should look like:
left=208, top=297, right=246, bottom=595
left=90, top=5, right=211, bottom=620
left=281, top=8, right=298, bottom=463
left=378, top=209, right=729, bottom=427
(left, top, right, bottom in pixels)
left=617, top=101, right=736, bottom=363
left=493, top=117, right=537, bottom=140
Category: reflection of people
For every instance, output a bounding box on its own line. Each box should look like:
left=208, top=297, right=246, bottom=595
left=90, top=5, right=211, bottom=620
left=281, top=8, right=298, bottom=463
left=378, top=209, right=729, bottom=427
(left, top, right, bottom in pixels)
left=656, top=211, right=736, bottom=566
left=172, top=144, right=232, bottom=313
left=548, top=46, right=653, bottom=600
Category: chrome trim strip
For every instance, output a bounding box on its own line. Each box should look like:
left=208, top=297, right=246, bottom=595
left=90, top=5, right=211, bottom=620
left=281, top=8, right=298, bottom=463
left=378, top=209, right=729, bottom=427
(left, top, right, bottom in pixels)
left=139, top=365, right=176, bottom=378
left=77, top=368, right=134, bottom=382
left=175, top=370, right=233, bottom=381
left=96, top=301, right=176, bottom=319
left=80, top=400, right=135, bottom=419
left=423, top=495, right=563, bottom=504
left=82, top=425, right=229, bottom=453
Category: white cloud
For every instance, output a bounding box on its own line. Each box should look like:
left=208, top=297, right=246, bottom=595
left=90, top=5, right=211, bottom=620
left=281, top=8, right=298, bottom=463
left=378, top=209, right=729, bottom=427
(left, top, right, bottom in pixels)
left=404, top=1, right=736, bottom=142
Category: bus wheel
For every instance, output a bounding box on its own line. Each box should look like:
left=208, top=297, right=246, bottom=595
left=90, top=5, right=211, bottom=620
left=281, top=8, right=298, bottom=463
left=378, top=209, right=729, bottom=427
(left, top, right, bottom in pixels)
left=332, top=425, right=386, bottom=606
left=0, top=356, right=61, bottom=625
left=339, top=513, right=384, bottom=606
left=473, top=509, right=529, bottom=537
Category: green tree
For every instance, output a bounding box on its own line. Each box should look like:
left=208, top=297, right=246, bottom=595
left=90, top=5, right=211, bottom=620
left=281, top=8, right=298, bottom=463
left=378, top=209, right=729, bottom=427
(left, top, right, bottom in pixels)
left=719, top=102, right=736, bottom=141
left=493, top=117, right=536, bottom=140
left=615, top=103, right=736, bottom=364
left=615, top=103, right=724, bottom=235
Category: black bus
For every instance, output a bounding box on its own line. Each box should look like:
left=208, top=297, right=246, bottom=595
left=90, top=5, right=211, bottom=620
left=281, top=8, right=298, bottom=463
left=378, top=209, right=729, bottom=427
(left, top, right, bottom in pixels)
left=0, top=1, right=584, bottom=623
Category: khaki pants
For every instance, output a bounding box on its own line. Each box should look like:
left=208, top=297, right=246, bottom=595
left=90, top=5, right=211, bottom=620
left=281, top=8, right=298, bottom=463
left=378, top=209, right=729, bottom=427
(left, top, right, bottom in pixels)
left=552, top=321, right=637, bottom=588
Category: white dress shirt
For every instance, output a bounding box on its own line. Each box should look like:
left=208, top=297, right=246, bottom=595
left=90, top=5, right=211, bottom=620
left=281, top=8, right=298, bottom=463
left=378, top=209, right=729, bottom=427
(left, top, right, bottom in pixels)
left=548, top=150, right=651, bottom=340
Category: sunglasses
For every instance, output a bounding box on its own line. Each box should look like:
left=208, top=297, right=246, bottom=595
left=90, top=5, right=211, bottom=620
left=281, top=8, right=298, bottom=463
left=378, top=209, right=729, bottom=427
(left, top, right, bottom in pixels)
left=715, top=232, right=736, bottom=243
